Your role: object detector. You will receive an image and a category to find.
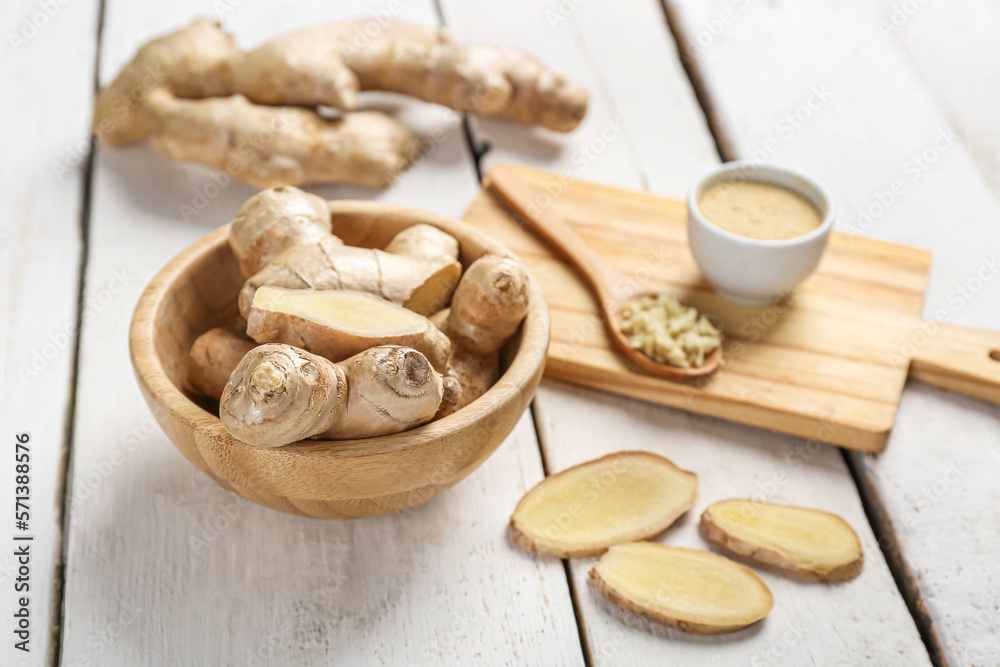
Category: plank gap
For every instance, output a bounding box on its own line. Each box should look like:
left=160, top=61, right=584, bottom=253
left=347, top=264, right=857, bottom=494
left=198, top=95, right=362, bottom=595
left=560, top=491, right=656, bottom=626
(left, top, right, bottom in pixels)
left=529, top=402, right=593, bottom=667
left=50, top=0, right=108, bottom=663
left=843, top=450, right=948, bottom=667
left=657, top=0, right=730, bottom=162
left=840, top=449, right=948, bottom=667
left=561, top=558, right=594, bottom=667
left=462, top=116, right=487, bottom=182
left=430, top=0, right=488, bottom=182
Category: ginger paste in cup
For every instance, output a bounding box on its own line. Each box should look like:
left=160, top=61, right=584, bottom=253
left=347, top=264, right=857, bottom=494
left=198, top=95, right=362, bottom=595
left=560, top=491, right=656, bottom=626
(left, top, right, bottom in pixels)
left=697, top=180, right=823, bottom=241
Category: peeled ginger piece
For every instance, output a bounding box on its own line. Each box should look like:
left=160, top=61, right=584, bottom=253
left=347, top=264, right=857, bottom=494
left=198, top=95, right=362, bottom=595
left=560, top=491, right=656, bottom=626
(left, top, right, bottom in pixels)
left=247, top=287, right=450, bottom=371
left=510, top=451, right=697, bottom=558
left=700, top=499, right=864, bottom=582
left=590, top=542, right=773, bottom=634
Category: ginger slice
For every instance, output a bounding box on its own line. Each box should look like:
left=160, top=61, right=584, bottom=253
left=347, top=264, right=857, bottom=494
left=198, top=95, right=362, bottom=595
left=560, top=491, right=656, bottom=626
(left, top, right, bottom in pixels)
left=700, top=499, right=864, bottom=582
left=510, top=451, right=697, bottom=558
left=238, top=237, right=461, bottom=319
left=247, top=287, right=450, bottom=372
left=589, top=542, right=773, bottom=635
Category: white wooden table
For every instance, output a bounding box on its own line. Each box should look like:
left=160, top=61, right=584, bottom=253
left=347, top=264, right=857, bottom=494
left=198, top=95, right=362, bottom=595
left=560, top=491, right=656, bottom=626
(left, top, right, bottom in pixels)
left=3, top=1, right=998, bottom=665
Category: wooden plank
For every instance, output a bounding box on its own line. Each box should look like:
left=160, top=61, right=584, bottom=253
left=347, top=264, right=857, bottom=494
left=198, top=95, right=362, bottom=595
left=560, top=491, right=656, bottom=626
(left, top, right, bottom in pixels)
left=874, top=0, right=1000, bottom=195
left=665, top=0, right=1000, bottom=663
left=0, top=1, right=99, bottom=665
left=439, top=0, right=931, bottom=663
left=59, top=2, right=583, bottom=665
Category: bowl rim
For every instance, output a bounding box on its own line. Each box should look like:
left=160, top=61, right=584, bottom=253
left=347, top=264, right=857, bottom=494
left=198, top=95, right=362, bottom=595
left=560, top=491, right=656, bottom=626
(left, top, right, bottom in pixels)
left=129, top=199, right=550, bottom=460
left=687, top=160, right=836, bottom=248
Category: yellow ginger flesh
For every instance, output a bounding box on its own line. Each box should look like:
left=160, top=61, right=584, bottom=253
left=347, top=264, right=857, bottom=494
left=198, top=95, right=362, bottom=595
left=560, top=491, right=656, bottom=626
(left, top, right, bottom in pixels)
left=590, top=542, right=773, bottom=634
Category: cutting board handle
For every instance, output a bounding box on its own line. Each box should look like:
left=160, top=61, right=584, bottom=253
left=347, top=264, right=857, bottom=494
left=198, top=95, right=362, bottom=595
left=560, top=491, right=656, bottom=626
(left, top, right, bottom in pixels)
left=909, top=322, right=1000, bottom=405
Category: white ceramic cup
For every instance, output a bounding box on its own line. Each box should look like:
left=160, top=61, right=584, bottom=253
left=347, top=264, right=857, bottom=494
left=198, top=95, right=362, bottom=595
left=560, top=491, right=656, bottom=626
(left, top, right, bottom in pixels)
left=687, top=161, right=835, bottom=307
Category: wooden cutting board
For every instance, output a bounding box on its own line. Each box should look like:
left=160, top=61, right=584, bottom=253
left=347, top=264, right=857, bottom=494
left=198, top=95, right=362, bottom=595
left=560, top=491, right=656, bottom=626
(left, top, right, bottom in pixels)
left=462, top=164, right=1000, bottom=452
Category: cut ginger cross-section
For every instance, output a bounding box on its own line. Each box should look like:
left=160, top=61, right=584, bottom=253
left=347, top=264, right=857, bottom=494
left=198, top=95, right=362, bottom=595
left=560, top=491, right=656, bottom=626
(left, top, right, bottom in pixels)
left=589, top=542, right=774, bottom=634
left=510, top=451, right=697, bottom=558
left=247, top=287, right=451, bottom=371
left=700, top=498, right=864, bottom=582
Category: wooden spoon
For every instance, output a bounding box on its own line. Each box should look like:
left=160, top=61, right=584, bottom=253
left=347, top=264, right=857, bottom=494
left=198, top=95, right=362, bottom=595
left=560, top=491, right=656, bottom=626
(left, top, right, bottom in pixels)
left=487, top=166, right=721, bottom=379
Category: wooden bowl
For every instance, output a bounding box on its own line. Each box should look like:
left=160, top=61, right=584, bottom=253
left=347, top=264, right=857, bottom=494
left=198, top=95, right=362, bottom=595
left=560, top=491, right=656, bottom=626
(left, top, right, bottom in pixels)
left=129, top=201, right=550, bottom=519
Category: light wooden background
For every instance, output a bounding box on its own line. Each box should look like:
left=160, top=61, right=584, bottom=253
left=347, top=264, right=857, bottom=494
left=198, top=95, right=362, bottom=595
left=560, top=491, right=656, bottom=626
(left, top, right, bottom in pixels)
left=2, top=0, right=997, bottom=665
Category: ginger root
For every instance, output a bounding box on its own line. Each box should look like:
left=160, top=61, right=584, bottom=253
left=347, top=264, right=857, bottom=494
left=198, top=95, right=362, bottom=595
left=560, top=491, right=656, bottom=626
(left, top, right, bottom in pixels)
left=232, top=20, right=589, bottom=132
left=383, top=224, right=460, bottom=265
left=434, top=341, right=498, bottom=418
left=186, top=328, right=255, bottom=401
left=145, top=90, right=417, bottom=188
left=221, top=344, right=443, bottom=447
left=435, top=255, right=531, bottom=416
left=247, top=287, right=450, bottom=372
left=229, top=186, right=333, bottom=277
left=238, top=237, right=461, bottom=319
left=445, top=255, right=530, bottom=355
left=510, top=452, right=697, bottom=558
left=93, top=18, right=239, bottom=146
left=700, top=499, right=864, bottom=582
left=589, top=542, right=774, bottom=635
left=94, top=18, right=588, bottom=187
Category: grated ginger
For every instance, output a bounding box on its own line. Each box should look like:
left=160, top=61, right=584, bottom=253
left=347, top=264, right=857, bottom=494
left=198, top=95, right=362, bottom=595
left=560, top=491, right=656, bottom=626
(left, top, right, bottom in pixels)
left=617, top=294, right=721, bottom=368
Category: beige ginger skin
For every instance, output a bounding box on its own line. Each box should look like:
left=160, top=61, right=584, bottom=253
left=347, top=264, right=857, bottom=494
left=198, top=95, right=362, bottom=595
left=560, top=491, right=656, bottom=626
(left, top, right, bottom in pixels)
left=435, top=255, right=531, bottom=416
left=186, top=328, right=255, bottom=402
left=147, top=91, right=417, bottom=189
left=231, top=188, right=462, bottom=316
left=221, top=344, right=444, bottom=447
left=93, top=18, right=588, bottom=187
left=383, top=224, right=461, bottom=265
left=228, top=186, right=333, bottom=277
left=233, top=20, right=589, bottom=132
